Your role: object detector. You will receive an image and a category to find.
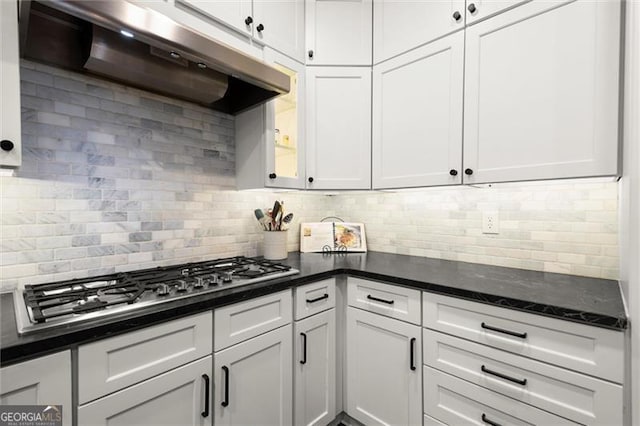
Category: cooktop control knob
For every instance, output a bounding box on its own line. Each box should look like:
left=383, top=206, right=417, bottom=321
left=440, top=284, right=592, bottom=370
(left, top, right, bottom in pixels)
left=223, top=272, right=233, bottom=283
left=193, top=277, right=205, bottom=288
left=176, top=280, right=188, bottom=292
left=157, top=284, right=171, bottom=296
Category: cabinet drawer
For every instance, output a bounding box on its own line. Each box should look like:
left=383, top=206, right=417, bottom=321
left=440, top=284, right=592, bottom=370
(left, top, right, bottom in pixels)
left=423, top=292, right=624, bottom=382
left=348, top=277, right=421, bottom=325
left=294, top=279, right=336, bottom=320
left=78, top=312, right=212, bottom=404
left=424, top=366, right=578, bottom=426
left=214, top=289, right=292, bottom=351
left=424, top=329, right=622, bottom=425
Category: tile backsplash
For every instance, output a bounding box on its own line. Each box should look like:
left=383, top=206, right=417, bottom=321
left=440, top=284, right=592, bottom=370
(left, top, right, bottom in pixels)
left=333, top=181, right=619, bottom=280
left=0, top=61, right=334, bottom=290
left=0, top=61, right=619, bottom=291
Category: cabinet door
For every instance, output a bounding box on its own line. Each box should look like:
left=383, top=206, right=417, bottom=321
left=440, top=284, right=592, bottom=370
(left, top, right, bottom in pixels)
left=463, top=0, right=621, bottom=184
left=346, top=308, right=422, bottom=426
left=0, top=351, right=72, bottom=426
left=294, top=309, right=337, bottom=426
left=215, top=325, right=293, bottom=426
left=0, top=0, right=22, bottom=167
left=306, top=0, right=372, bottom=65
left=373, top=0, right=465, bottom=64
left=373, top=32, right=464, bottom=189
left=265, top=48, right=306, bottom=189
left=465, top=0, right=531, bottom=25
left=306, top=67, right=372, bottom=190
left=178, top=0, right=253, bottom=37
left=253, top=0, right=305, bottom=61
left=78, top=356, right=212, bottom=426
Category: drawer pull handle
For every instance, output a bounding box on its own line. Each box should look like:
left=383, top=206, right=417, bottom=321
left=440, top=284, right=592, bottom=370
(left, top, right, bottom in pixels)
left=481, top=322, right=527, bottom=339
left=201, top=374, right=210, bottom=417
left=306, top=294, right=329, bottom=304
left=367, top=294, right=394, bottom=305
left=481, top=413, right=502, bottom=426
left=221, top=366, right=230, bottom=407
left=481, top=365, right=527, bottom=386
left=410, top=337, right=417, bottom=371
left=300, top=332, right=307, bottom=365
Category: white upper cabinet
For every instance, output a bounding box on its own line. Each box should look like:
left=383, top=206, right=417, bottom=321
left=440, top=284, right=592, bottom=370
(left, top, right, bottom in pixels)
left=306, top=67, right=372, bottom=190
left=464, top=0, right=530, bottom=25
left=179, top=0, right=253, bottom=36
left=1, top=0, right=22, bottom=168
left=373, top=0, right=465, bottom=64
left=373, top=32, right=464, bottom=189
left=236, top=49, right=306, bottom=189
left=463, top=0, right=621, bottom=184
left=179, top=0, right=305, bottom=61
left=306, top=0, right=372, bottom=65
left=253, top=0, right=306, bottom=61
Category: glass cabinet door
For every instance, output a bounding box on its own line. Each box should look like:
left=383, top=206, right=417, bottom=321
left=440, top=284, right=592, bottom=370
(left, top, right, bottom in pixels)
left=265, top=48, right=306, bottom=189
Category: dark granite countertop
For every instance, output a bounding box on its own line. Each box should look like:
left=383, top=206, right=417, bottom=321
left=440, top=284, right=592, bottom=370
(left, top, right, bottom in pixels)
left=0, top=251, right=627, bottom=366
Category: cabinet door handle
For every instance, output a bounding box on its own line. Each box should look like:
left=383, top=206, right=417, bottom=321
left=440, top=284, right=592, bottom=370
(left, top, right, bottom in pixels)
left=481, top=365, right=527, bottom=386
left=410, top=337, right=417, bottom=371
left=300, top=332, right=307, bottom=364
left=308, top=176, right=314, bottom=183
left=306, top=293, right=328, bottom=304
left=221, top=366, right=230, bottom=407
left=481, top=414, right=502, bottom=426
left=465, top=168, right=474, bottom=175
left=308, top=49, right=314, bottom=59
left=468, top=3, right=477, bottom=13
left=256, top=23, right=265, bottom=32
left=201, top=374, right=210, bottom=418
left=269, top=172, right=277, bottom=179
left=481, top=322, right=527, bottom=339
left=367, top=294, right=394, bottom=304
left=0, top=140, right=14, bottom=152
left=244, top=16, right=253, bottom=25
left=449, top=169, right=458, bottom=176
left=452, top=11, right=462, bottom=21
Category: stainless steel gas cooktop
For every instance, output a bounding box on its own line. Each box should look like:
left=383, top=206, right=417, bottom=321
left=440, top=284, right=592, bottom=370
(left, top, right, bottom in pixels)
left=13, top=256, right=299, bottom=335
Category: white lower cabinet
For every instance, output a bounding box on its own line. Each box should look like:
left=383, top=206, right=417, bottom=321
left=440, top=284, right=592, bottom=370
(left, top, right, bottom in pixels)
left=0, top=351, right=72, bottom=425
left=214, top=325, right=293, bottom=426
left=345, top=307, right=422, bottom=426
left=78, top=356, right=212, bottom=426
left=424, top=366, right=578, bottom=425
left=294, top=308, right=337, bottom=426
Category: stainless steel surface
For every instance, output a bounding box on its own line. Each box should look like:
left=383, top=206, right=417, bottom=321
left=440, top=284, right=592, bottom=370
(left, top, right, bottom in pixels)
left=14, top=256, right=299, bottom=335
left=20, top=0, right=290, bottom=114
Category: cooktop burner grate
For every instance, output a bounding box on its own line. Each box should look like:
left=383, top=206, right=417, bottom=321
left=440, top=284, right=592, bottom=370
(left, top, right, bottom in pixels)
left=15, top=256, right=299, bottom=334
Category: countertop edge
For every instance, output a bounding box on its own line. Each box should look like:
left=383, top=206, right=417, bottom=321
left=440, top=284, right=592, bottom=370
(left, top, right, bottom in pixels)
left=0, top=261, right=628, bottom=367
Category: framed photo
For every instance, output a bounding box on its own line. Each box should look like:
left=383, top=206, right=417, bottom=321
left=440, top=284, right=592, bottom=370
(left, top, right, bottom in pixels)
left=300, top=222, right=367, bottom=253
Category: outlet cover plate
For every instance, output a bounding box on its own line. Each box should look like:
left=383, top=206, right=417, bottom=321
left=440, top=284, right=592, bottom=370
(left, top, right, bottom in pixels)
left=482, top=211, right=499, bottom=234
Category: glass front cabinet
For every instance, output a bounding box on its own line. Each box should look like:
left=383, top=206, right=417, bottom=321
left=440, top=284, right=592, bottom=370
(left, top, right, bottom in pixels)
left=236, top=48, right=306, bottom=190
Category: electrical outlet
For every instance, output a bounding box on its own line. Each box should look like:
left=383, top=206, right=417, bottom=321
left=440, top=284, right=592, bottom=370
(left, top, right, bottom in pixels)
left=482, top=211, right=499, bottom=234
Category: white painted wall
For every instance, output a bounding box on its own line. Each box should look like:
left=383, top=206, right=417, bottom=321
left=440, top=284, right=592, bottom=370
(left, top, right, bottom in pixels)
left=619, top=1, right=640, bottom=424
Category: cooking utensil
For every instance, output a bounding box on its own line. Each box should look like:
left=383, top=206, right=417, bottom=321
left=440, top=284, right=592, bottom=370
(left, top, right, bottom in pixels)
left=254, top=209, right=267, bottom=230
left=272, top=201, right=281, bottom=230
left=282, top=213, right=293, bottom=224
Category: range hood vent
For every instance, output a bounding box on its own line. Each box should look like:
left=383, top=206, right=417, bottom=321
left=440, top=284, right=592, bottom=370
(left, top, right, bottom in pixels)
left=19, top=0, right=290, bottom=115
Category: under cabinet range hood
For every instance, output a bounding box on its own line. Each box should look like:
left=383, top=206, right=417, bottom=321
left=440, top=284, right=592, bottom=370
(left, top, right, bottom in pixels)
left=19, top=0, right=290, bottom=114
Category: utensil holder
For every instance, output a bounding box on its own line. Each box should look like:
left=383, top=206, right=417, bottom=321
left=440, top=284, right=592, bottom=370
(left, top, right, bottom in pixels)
left=263, top=231, right=288, bottom=260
